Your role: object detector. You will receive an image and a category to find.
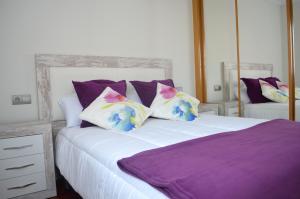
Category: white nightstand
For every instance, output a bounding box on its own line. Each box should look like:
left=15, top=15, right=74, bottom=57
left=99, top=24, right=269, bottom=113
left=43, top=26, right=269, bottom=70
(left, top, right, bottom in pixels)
left=199, top=103, right=219, bottom=115
left=223, top=101, right=242, bottom=117
left=0, top=121, right=57, bottom=199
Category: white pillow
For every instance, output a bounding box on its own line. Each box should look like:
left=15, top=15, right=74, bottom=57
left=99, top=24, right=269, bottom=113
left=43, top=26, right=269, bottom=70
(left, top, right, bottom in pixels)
left=150, top=83, right=199, bottom=121
left=276, top=81, right=300, bottom=99
left=58, top=94, right=83, bottom=127
left=260, top=80, right=288, bottom=103
left=80, top=87, right=151, bottom=132
left=234, top=81, right=250, bottom=104
left=126, top=82, right=142, bottom=103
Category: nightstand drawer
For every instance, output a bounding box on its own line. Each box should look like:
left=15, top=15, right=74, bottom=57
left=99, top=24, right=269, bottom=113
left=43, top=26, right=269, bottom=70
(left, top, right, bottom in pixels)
left=0, top=172, right=46, bottom=199
left=0, top=154, right=45, bottom=180
left=201, top=110, right=217, bottom=115
left=0, top=135, right=44, bottom=159
left=228, top=107, right=239, bottom=117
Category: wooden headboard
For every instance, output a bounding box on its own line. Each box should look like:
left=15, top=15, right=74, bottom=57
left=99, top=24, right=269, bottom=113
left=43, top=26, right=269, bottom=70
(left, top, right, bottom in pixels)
left=35, top=54, right=172, bottom=135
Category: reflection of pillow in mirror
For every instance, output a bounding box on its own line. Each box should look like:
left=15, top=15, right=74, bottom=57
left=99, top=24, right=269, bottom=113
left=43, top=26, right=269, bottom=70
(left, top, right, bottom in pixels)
left=260, top=80, right=288, bottom=103
left=241, top=77, right=280, bottom=103
left=276, top=81, right=300, bottom=99
left=234, top=81, right=250, bottom=104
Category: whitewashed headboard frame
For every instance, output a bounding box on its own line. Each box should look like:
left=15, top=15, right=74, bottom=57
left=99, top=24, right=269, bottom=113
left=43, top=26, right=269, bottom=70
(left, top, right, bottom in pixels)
left=36, top=54, right=172, bottom=123
left=222, top=62, right=273, bottom=101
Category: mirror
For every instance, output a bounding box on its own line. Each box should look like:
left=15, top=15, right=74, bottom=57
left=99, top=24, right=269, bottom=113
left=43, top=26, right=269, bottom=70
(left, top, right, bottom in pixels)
left=203, top=0, right=241, bottom=116
left=235, top=0, right=291, bottom=120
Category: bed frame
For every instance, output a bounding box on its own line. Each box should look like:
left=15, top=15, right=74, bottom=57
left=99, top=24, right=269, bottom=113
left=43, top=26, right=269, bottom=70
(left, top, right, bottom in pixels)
left=35, top=54, right=172, bottom=137
left=222, top=62, right=273, bottom=102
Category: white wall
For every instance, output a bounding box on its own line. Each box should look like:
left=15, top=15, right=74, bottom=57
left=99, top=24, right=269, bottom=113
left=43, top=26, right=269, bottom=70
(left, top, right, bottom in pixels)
left=239, top=0, right=284, bottom=79
left=204, top=0, right=236, bottom=102
left=0, top=0, right=290, bottom=123
left=279, top=1, right=299, bottom=86
left=295, top=2, right=300, bottom=87
left=0, top=0, right=194, bottom=123
left=281, top=3, right=289, bottom=83
left=204, top=0, right=285, bottom=102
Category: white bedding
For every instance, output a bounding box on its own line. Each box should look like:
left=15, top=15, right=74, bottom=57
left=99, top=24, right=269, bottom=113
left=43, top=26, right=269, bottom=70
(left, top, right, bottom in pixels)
left=244, top=100, right=300, bottom=121
left=55, top=115, right=266, bottom=199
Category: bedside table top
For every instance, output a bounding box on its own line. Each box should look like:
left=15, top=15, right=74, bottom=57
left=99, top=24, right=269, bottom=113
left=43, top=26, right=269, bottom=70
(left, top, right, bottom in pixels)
left=199, top=103, right=219, bottom=115
left=0, top=121, right=51, bottom=139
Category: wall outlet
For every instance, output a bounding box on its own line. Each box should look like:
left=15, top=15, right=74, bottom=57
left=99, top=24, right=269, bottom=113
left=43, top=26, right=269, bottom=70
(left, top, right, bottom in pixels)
left=175, top=86, right=183, bottom=92
left=214, top=85, right=222, bottom=91
left=11, top=94, right=31, bottom=105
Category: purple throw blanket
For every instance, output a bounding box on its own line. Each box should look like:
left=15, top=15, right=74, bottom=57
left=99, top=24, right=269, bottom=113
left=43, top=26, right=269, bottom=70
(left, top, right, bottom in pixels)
left=118, top=120, right=300, bottom=199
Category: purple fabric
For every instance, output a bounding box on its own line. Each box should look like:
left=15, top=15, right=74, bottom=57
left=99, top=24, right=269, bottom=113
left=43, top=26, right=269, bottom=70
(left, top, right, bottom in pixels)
left=263, top=77, right=280, bottom=88
left=118, top=119, right=300, bottom=199
left=73, top=80, right=126, bottom=128
left=241, top=77, right=280, bottom=103
left=87, top=79, right=116, bottom=84
left=130, top=79, right=175, bottom=107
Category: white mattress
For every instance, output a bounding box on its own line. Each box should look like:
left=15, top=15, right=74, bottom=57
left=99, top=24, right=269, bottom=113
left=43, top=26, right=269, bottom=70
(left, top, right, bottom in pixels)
left=55, top=115, right=266, bottom=199
left=244, top=100, right=300, bottom=121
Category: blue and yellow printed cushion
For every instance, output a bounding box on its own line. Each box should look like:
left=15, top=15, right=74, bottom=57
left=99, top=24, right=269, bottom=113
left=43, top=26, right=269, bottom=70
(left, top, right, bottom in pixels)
left=260, top=80, right=288, bottom=103
left=80, top=87, right=152, bottom=132
left=276, top=81, right=300, bottom=100
left=150, top=83, right=200, bottom=121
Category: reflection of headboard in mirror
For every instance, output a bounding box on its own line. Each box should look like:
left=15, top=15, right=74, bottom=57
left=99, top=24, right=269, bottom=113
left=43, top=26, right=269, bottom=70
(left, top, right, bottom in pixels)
left=36, top=54, right=172, bottom=133
left=222, top=62, right=273, bottom=101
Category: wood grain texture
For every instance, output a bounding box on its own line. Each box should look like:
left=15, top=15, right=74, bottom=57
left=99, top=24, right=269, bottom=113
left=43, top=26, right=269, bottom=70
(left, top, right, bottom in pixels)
left=51, top=121, right=66, bottom=144
left=35, top=54, right=173, bottom=123
left=286, top=0, right=296, bottom=121
left=224, top=101, right=244, bottom=117
left=0, top=121, right=57, bottom=199
left=234, top=0, right=242, bottom=117
left=199, top=103, right=219, bottom=115
left=192, top=0, right=207, bottom=103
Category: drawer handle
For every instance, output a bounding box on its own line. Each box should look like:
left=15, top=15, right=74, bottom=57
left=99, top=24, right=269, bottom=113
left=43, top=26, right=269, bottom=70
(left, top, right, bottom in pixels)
left=5, top=163, right=35, bottom=170
left=7, top=182, right=36, bottom=190
left=3, top=144, right=33, bottom=150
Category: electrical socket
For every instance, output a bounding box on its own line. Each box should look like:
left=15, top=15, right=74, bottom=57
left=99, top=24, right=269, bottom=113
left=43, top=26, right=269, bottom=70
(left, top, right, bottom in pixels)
left=214, top=85, right=222, bottom=91
left=12, top=94, right=31, bottom=105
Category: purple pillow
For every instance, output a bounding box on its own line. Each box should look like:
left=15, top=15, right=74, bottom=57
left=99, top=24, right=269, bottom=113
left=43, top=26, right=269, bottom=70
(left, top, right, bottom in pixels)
left=130, top=79, right=175, bottom=107
left=241, top=77, right=280, bottom=103
left=73, top=80, right=127, bottom=128
left=87, top=79, right=116, bottom=84
left=262, top=77, right=280, bottom=88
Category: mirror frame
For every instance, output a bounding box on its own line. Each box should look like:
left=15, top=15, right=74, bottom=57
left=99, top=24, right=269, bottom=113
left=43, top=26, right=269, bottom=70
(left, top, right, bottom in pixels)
left=286, top=0, right=296, bottom=121
left=192, top=0, right=207, bottom=103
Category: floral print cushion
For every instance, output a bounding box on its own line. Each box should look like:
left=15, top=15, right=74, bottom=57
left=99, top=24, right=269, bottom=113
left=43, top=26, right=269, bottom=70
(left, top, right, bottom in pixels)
left=150, top=83, right=200, bottom=121
left=80, top=87, right=151, bottom=132
left=260, top=80, right=288, bottom=103
left=276, top=81, right=300, bottom=100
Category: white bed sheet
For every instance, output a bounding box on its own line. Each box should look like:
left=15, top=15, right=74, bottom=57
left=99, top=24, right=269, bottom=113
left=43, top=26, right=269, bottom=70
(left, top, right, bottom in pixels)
left=244, top=100, right=300, bottom=121
left=55, top=115, right=266, bottom=199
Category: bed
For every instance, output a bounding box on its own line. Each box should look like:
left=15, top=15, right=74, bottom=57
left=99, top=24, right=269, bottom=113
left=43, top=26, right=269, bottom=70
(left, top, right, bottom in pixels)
left=35, top=55, right=300, bottom=199
left=243, top=101, right=300, bottom=120
left=55, top=116, right=266, bottom=199
left=222, top=62, right=300, bottom=121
